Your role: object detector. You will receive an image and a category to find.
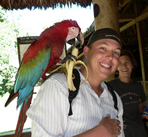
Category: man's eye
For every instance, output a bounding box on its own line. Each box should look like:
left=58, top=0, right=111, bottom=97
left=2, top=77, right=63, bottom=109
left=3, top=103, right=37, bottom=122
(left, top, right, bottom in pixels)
left=114, top=51, right=120, bottom=56
left=100, top=47, right=106, bottom=50
left=119, top=62, right=122, bottom=65
left=126, top=61, right=129, bottom=64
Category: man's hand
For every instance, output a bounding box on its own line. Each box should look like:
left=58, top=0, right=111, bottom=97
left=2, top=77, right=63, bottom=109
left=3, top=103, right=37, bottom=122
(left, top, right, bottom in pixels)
left=74, top=114, right=121, bottom=137
left=98, top=114, right=121, bottom=137
left=123, top=120, right=127, bottom=129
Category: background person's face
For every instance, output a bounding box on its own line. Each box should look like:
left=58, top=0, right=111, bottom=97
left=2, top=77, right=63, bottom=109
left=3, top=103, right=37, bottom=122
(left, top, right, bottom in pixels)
left=117, top=55, right=133, bottom=78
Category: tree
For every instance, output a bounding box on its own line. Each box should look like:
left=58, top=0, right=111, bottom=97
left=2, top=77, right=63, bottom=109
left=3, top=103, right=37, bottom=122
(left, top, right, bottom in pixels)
left=0, top=6, right=6, bottom=22
left=0, top=7, right=18, bottom=96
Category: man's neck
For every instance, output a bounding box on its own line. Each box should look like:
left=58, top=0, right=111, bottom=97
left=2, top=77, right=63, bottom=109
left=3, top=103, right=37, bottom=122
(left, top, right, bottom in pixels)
left=118, top=76, right=131, bottom=83
left=80, top=67, right=103, bottom=97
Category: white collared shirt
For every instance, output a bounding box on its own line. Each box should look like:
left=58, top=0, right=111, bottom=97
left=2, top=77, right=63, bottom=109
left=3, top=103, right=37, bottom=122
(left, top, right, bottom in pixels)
left=27, top=70, right=125, bottom=137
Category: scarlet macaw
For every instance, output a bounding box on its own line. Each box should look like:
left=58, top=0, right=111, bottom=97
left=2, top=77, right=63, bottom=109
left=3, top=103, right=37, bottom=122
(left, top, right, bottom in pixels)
left=5, top=19, right=84, bottom=137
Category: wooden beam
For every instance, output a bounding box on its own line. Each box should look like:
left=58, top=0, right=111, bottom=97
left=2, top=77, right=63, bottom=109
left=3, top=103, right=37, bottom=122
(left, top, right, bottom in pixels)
left=119, top=18, right=133, bottom=22
left=120, top=11, right=148, bottom=32
left=141, top=6, right=148, bottom=14
left=121, top=0, right=133, bottom=14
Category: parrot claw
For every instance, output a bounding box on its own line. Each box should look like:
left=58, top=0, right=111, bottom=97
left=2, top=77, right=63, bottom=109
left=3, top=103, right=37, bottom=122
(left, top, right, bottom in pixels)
left=60, top=54, right=77, bottom=64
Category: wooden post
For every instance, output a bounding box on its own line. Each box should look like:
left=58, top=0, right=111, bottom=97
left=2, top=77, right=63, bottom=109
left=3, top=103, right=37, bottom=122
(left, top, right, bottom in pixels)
left=92, top=0, right=119, bottom=33
left=136, top=23, right=147, bottom=96
left=92, top=0, right=119, bottom=81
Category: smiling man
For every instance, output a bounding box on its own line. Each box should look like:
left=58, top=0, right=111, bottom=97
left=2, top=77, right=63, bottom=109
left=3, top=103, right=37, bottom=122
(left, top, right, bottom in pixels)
left=27, top=28, right=125, bottom=137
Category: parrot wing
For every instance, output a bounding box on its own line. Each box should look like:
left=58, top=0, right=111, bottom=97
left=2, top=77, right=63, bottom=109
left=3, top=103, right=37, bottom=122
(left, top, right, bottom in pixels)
left=4, top=38, right=53, bottom=137
left=5, top=38, right=52, bottom=108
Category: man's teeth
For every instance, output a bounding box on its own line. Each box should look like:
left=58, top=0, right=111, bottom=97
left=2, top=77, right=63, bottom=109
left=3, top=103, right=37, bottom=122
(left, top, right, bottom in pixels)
left=122, top=69, right=128, bottom=72
left=100, top=63, right=110, bottom=68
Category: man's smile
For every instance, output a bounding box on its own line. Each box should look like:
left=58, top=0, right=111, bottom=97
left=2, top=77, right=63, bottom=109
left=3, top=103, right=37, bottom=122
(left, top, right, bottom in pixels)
left=99, top=62, right=111, bottom=69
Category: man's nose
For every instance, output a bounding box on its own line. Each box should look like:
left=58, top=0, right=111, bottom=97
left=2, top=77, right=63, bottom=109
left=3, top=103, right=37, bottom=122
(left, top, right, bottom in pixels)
left=106, top=51, right=113, bottom=59
left=121, top=63, right=127, bottom=68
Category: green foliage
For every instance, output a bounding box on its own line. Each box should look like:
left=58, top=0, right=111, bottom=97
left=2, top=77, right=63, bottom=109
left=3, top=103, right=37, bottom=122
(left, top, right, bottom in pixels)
left=0, top=7, right=18, bottom=96
left=0, top=6, right=6, bottom=22
left=0, top=66, right=16, bottom=96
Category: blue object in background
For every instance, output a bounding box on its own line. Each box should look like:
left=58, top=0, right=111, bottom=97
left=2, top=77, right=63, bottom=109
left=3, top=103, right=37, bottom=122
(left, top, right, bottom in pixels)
left=144, top=106, right=148, bottom=112
left=142, top=106, right=148, bottom=115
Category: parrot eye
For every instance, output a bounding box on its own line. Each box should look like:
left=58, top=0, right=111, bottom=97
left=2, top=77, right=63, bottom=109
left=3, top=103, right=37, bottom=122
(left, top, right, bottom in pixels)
left=71, top=27, right=75, bottom=31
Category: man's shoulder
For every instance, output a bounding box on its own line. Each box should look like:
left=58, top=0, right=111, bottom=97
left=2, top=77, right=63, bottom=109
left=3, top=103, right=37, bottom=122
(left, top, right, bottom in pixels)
left=108, top=78, right=119, bottom=85
left=44, top=71, right=67, bottom=85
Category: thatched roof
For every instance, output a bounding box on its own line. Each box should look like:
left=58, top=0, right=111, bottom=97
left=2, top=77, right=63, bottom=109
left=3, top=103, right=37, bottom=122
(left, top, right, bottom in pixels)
left=0, top=0, right=92, bottom=10
left=0, top=0, right=129, bottom=10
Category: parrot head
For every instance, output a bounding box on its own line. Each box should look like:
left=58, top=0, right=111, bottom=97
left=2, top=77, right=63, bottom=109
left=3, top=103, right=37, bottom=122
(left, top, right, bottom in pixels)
left=54, top=19, right=84, bottom=46
left=39, top=19, right=84, bottom=46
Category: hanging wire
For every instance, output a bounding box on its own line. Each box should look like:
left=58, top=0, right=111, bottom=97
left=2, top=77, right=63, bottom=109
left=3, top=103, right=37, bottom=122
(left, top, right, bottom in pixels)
left=8, top=0, right=12, bottom=10
left=8, top=0, right=15, bottom=25
left=8, top=0, right=19, bottom=37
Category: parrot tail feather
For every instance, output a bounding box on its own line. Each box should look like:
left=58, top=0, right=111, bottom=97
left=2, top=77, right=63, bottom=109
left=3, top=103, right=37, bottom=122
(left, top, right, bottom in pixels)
left=14, top=92, right=33, bottom=137
left=5, top=90, right=19, bottom=107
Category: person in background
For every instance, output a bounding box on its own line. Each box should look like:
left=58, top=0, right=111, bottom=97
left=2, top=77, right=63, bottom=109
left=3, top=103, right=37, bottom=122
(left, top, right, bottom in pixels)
left=27, top=28, right=125, bottom=137
left=108, top=50, right=147, bottom=137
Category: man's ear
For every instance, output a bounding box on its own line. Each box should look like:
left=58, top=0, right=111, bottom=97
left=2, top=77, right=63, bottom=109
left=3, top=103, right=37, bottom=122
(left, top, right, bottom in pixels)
left=117, top=65, right=119, bottom=71
left=83, top=46, right=89, bottom=58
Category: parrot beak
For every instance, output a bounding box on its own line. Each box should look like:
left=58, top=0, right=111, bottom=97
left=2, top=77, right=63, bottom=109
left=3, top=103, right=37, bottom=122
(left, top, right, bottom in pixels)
left=67, top=39, right=75, bottom=45
left=67, top=32, right=84, bottom=46
left=77, top=32, right=84, bottom=46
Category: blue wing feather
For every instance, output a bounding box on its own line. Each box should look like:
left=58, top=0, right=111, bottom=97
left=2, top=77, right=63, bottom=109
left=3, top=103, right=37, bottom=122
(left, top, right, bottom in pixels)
left=15, top=48, right=51, bottom=108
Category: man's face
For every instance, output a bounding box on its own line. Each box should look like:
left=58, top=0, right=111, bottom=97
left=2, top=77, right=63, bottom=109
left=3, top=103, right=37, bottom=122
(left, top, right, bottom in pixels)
left=84, top=39, right=121, bottom=80
left=117, top=55, right=133, bottom=78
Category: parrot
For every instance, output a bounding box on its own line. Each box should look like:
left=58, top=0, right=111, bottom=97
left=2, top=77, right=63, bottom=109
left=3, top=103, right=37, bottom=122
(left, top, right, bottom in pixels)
left=4, top=19, right=84, bottom=137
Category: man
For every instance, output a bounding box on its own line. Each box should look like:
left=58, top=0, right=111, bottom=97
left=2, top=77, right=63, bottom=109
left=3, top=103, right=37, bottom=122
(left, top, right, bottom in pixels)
left=27, top=28, right=125, bottom=137
left=108, top=50, right=147, bottom=137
